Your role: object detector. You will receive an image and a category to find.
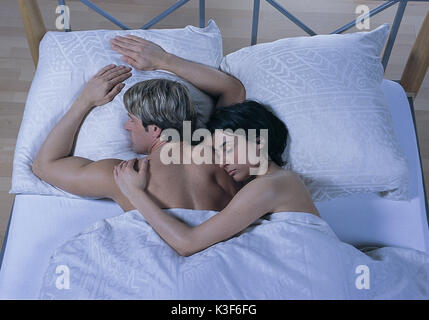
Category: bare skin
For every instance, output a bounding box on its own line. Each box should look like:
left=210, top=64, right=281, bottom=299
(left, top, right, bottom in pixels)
left=114, top=122, right=320, bottom=258
left=114, top=144, right=239, bottom=212
left=32, top=37, right=246, bottom=212
left=214, top=131, right=320, bottom=216
left=33, top=35, right=319, bottom=258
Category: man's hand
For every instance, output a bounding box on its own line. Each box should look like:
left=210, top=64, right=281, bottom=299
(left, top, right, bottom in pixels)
left=113, top=158, right=150, bottom=196
left=111, top=35, right=246, bottom=107
left=110, top=35, right=169, bottom=71
left=80, top=64, right=132, bottom=107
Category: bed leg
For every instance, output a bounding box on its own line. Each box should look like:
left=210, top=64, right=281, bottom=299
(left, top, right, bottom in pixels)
left=400, top=12, right=429, bottom=99
left=18, top=0, right=47, bottom=68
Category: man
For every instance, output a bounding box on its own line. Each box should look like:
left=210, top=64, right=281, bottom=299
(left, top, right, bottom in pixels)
left=32, top=36, right=246, bottom=212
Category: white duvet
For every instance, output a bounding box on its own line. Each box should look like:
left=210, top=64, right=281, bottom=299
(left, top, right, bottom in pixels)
left=39, top=209, right=429, bottom=299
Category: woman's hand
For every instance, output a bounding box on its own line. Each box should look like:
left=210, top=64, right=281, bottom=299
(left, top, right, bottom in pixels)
left=79, top=64, right=132, bottom=107
left=110, top=35, right=169, bottom=71
left=113, top=158, right=150, bottom=196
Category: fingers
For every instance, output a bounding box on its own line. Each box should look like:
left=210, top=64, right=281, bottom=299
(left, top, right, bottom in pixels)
left=121, top=55, right=140, bottom=69
left=113, top=161, right=123, bottom=180
left=125, top=35, right=150, bottom=44
left=104, top=65, right=132, bottom=81
left=106, top=72, right=131, bottom=92
left=112, top=34, right=148, bottom=45
left=125, top=158, right=136, bottom=170
left=113, top=164, right=119, bottom=179
left=101, top=65, right=131, bottom=80
left=114, top=160, right=127, bottom=175
left=111, top=41, right=138, bottom=54
left=95, top=64, right=116, bottom=77
left=103, top=82, right=125, bottom=103
left=115, top=159, right=136, bottom=171
left=111, top=42, right=140, bottom=61
left=96, top=66, right=131, bottom=102
left=108, top=72, right=132, bottom=86
left=104, top=77, right=130, bottom=100
left=139, top=158, right=149, bottom=174
left=111, top=36, right=141, bottom=53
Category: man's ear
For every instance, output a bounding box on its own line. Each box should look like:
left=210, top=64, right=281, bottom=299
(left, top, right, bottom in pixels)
left=148, top=124, right=162, bottom=139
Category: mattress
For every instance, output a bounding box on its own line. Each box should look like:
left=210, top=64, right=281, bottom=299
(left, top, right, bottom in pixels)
left=0, top=79, right=428, bottom=299
left=317, top=80, right=429, bottom=253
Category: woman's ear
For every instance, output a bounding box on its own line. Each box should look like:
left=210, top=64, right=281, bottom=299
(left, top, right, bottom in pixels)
left=255, top=135, right=269, bottom=159
left=256, top=136, right=266, bottom=150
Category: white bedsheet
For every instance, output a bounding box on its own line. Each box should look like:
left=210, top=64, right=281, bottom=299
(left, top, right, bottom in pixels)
left=0, top=195, right=123, bottom=299
left=38, top=209, right=429, bottom=299
left=1, top=79, right=428, bottom=299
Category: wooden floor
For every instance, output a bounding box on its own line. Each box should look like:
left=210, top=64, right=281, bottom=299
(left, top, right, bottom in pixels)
left=0, top=0, right=428, bottom=249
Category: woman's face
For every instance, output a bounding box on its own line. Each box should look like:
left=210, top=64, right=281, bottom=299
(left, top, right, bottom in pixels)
left=213, top=131, right=263, bottom=182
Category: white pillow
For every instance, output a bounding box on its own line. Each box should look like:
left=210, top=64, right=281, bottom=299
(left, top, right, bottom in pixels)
left=220, top=24, right=410, bottom=201
left=10, top=19, right=223, bottom=198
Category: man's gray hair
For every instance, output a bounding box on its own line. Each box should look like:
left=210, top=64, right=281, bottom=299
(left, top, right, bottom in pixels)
left=123, top=79, right=197, bottom=139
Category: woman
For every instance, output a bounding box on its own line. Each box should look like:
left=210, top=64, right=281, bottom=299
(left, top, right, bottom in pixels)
left=114, top=100, right=320, bottom=257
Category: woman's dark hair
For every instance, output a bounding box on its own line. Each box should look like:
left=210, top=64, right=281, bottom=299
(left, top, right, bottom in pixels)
left=206, top=99, right=288, bottom=166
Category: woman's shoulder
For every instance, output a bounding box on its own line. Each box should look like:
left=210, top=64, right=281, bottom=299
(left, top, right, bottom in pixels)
left=243, top=168, right=295, bottom=195
left=256, top=168, right=299, bottom=186
left=249, top=168, right=320, bottom=217
left=259, top=168, right=310, bottom=196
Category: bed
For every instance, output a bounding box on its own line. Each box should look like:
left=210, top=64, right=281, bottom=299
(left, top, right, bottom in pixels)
left=1, top=0, right=428, bottom=299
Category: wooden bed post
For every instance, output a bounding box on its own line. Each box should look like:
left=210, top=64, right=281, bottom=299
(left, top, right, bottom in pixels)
left=18, top=0, right=47, bottom=67
left=400, top=12, right=429, bottom=98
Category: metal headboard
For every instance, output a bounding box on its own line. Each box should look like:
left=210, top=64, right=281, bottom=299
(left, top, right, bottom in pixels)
left=58, top=0, right=206, bottom=32
left=58, top=0, right=429, bottom=71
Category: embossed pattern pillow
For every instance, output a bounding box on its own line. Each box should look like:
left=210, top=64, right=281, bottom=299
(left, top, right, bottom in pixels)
left=11, top=19, right=223, bottom=198
left=220, top=24, right=409, bottom=201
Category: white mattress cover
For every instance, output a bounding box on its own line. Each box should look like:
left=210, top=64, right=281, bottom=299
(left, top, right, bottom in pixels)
left=316, top=80, right=429, bottom=253
left=0, top=79, right=428, bottom=299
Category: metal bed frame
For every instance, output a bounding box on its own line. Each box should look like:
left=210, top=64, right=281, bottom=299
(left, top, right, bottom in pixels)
left=2, top=0, right=429, bottom=269
left=58, top=0, right=428, bottom=71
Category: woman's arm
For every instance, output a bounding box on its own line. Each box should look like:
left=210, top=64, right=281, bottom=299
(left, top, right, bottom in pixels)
left=110, top=35, right=246, bottom=107
left=114, top=159, right=274, bottom=257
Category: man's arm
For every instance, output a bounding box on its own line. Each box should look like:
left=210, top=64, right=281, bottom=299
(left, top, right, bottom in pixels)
left=110, top=35, right=246, bottom=107
left=32, top=64, right=132, bottom=199
left=162, top=53, right=246, bottom=108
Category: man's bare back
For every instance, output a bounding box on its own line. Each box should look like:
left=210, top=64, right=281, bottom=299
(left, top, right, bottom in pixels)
left=113, top=150, right=238, bottom=212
